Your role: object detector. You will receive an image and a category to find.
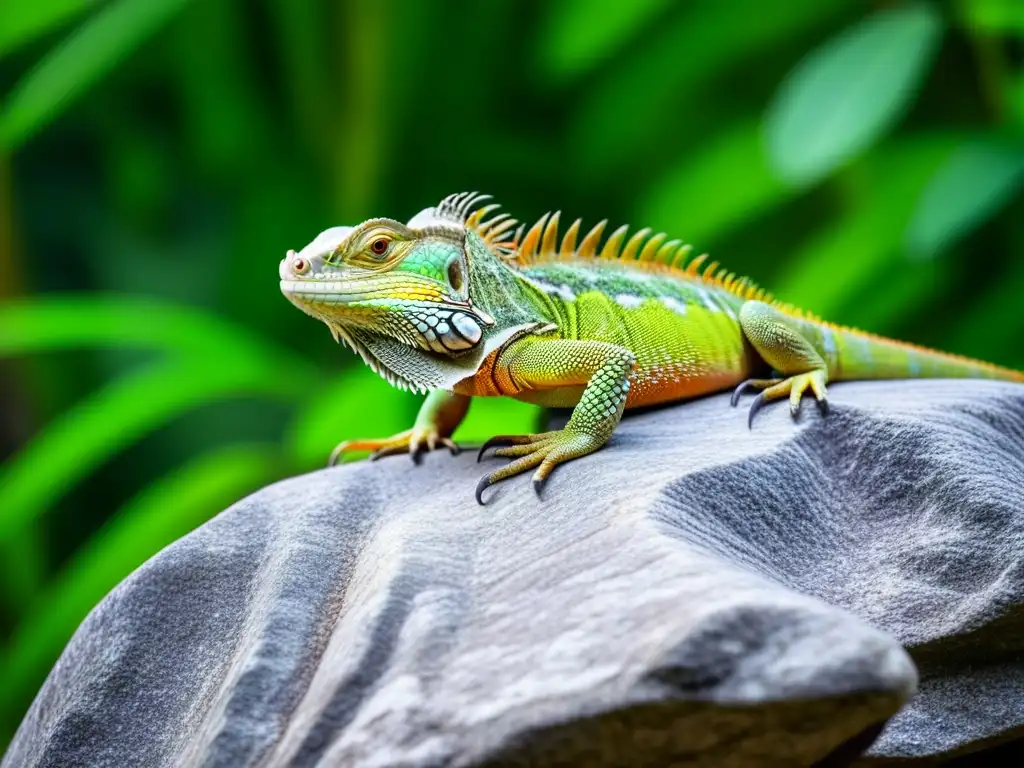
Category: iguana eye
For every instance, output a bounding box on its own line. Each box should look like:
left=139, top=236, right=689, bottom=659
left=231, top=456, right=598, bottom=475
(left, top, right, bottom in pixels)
left=369, top=238, right=390, bottom=256
left=447, top=260, right=463, bottom=291
left=292, top=257, right=310, bottom=275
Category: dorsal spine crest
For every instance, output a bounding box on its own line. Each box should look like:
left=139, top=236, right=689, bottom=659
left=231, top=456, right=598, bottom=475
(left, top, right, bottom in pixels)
left=455, top=194, right=840, bottom=323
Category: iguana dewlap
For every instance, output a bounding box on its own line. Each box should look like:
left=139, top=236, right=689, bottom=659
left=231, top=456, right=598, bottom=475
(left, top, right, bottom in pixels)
left=279, top=192, right=1022, bottom=503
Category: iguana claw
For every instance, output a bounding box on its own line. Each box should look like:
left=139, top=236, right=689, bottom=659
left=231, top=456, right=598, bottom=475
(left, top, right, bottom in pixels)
left=730, top=371, right=829, bottom=428
left=747, top=392, right=768, bottom=429
left=475, top=475, right=494, bottom=505
left=730, top=378, right=782, bottom=407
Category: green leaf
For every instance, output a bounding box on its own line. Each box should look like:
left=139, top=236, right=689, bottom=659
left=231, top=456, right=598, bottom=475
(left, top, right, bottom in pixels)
left=0, top=0, right=99, bottom=57
left=536, top=0, right=672, bottom=83
left=905, top=138, right=1024, bottom=258
left=0, top=443, right=278, bottom=728
left=0, top=0, right=194, bottom=149
left=957, top=0, right=1024, bottom=34
left=453, top=397, right=542, bottom=445
left=285, top=366, right=421, bottom=467
left=637, top=121, right=789, bottom=245
left=1008, top=74, right=1024, bottom=130
left=0, top=358, right=296, bottom=546
left=773, top=134, right=961, bottom=319
left=947, top=259, right=1024, bottom=369
left=569, top=0, right=853, bottom=179
left=764, top=4, right=943, bottom=187
left=0, top=294, right=315, bottom=379
left=836, top=259, right=951, bottom=339
left=0, top=527, right=47, bottom=617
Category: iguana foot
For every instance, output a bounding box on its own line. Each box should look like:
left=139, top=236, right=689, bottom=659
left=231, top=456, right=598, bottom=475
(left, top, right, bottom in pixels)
left=475, top=428, right=604, bottom=505
left=731, top=371, right=828, bottom=428
left=329, top=427, right=460, bottom=466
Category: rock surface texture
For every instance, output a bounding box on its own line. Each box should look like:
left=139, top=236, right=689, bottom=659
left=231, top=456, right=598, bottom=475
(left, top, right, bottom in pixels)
left=5, top=380, right=1024, bottom=767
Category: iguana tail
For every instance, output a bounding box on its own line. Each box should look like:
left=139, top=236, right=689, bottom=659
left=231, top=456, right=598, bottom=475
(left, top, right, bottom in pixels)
left=830, top=326, right=1024, bottom=383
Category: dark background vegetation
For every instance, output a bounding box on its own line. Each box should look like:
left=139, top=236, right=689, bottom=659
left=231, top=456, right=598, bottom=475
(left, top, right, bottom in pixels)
left=2, top=0, right=1023, bottom=750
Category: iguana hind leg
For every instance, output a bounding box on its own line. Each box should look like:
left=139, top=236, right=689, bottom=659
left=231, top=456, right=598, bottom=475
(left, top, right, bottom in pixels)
left=733, top=300, right=829, bottom=427
left=476, top=338, right=635, bottom=504
left=329, top=389, right=469, bottom=465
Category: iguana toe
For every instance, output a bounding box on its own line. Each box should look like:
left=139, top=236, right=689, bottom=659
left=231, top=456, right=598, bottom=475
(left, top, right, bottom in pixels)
left=477, top=432, right=556, bottom=462
left=330, top=427, right=460, bottom=465
left=739, top=370, right=829, bottom=428
left=475, top=428, right=604, bottom=504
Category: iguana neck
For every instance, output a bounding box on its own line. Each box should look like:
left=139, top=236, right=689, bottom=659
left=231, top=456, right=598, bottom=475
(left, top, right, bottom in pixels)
left=463, top=230, right=558, bottom=331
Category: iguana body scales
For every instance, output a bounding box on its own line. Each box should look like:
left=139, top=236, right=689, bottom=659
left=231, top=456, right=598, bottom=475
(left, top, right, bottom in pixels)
left=279, top=192, right=1022, bottom=502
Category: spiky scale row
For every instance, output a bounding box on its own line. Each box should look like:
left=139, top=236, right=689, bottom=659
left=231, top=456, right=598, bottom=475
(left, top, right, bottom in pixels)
left=465, top=203, right=785, bottom=309
left=437, top=191, right=492, bottom=223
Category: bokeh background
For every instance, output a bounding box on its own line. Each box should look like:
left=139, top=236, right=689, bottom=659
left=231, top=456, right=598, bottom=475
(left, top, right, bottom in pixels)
left=1, top=0, right=1023, bottom=749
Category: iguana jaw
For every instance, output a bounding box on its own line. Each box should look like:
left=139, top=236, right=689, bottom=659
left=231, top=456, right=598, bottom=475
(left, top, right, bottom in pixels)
left=279, top=230, right=511, bottom=393
left=279, top=270, right=495, bottom=353
left=281, top=283, right=532, bottom=395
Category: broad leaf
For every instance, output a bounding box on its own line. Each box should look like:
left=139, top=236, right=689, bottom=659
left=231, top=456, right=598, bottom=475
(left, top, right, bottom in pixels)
left=0, top=359, right=295, bottom=545
left=536, top=0, right=672, bottom=83
left=764, top=4, right=943, bottom=187
left=0, top=0, right=98, bottom=57
left=0, top=0, right=194, bottom=148
left=773, top=134, right=961, bottom=319
left=571, top=0, right=850, bottom=178
left=285, top=366, right=421, bottom=468
left=958, top=0, right=1024, bottom=34
left=453, top=397, right=542, bottom=445
left=905, top=138, right=1024, bottom=258
left=0, top=294, right=315, bottom=380
left=638, top=121, right=788, bottom=245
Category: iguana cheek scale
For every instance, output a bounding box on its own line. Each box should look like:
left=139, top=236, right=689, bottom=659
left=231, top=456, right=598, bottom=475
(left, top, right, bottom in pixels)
left=279, top=192, right=1024, bottom=504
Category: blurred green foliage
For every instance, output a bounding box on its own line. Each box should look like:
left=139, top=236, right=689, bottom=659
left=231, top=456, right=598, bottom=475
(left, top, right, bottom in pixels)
left=1, top=0, right=1023, bottom=750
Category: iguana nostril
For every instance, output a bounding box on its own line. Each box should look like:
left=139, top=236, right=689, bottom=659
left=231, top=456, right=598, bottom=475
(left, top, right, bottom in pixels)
left=292, top=257, right=310, bottom=275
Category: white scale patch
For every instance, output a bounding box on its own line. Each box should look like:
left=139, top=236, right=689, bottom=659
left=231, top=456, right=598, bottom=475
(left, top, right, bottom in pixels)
left=695, top=288, right=721, bottom=313
left=858, top=336, right=873, bottom=362
left=531, top=279, right=578, bottom=302
left=614, top=294, right=644, bottom=309
left=660, top=297, right=688, bottom=316
left=821, top=326, right=837, bottom=361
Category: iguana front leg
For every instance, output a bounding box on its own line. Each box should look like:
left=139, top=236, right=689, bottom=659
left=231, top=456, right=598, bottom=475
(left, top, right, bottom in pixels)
left=476, top=338, right=636, bottom=504
left=329, top=388, right=470, bottom=464
left=731, top=300, right=829, bottom=427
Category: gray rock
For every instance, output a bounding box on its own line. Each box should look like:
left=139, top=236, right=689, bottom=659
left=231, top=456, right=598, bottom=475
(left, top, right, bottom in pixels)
left=4, top=380, right=1024, bottom=767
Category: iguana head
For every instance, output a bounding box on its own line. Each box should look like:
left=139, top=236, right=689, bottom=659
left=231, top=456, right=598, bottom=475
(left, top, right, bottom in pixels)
left=280, top=192, right=550, bottom=392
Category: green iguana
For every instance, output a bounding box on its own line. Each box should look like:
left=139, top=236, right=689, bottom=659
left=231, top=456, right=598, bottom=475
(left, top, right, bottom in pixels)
left=279, top=192, right=1022, bottom=503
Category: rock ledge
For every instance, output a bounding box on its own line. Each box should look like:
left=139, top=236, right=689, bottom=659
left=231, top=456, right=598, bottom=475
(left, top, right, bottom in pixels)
left=5, top=380, right=1024, bottom=767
